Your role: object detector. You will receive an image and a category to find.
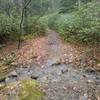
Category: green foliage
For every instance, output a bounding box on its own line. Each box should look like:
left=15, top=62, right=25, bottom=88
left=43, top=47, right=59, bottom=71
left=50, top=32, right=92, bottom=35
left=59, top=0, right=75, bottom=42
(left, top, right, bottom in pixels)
left=59, top=0, right=77, bottom=13
left=0, top=14, right=19, bottom=40
left=0, top=14, right=47, bottom=41
left=23, top=16, right=47, bottom=37
left=19, top=79, right=45, bottom=100
left=0, top=0, right=60, bottom=41
left=47, top=1, right=100, bottom=44
left=0, top=0, right=15, bottom=16
left=59, top=0, right=93, bottom=13
left=0, top=79, right=45, bottom=100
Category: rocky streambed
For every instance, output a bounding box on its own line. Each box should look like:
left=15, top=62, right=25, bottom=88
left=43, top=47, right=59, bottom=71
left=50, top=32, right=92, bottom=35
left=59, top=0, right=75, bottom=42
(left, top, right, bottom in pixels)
left=0, top=58, right=100, bottom=100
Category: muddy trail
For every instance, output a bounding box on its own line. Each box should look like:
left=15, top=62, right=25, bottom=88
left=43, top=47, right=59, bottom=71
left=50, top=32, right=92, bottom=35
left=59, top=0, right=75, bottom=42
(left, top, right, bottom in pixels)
left=0, top=30, right=100, bottom=100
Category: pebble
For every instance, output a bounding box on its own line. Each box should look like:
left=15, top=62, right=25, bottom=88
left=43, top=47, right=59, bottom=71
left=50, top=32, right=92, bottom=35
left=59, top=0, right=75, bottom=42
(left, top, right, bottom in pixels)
left=73, top=87, right=77, bottom=91
left=84, top=94, right=88, bottom=98
left=97, top=63, right=100, bottom=67
left=47, top=58, right=61, bottom=66
left=63, top=86, right=67, bottom=90
left=87, top=80, right=93, bottom=83
left=41, top=65, right=45, bottom=68
left=79, top=96, right=88, bottom=100
left=0, top=77, right=6, bottom=83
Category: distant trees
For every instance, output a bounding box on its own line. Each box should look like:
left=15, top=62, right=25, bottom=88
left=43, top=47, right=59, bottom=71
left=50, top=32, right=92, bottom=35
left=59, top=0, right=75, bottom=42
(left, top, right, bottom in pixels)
left=0, top=0, right=14, bottom=16
left=59, top=0, right=77, bottom=13
left=0, top=0, right=61, bottom=16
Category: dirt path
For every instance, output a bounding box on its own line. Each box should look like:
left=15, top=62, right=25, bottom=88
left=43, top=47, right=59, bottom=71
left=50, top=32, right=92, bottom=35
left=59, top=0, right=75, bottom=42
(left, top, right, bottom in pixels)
left=39, top=30, right=100, bottom=100
left=0, top=30, right=100, bottom=100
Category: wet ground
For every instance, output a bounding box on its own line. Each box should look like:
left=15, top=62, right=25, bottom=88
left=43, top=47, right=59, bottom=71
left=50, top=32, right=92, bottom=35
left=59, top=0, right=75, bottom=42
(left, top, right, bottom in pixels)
left=0, top=30, right=100, bottom=100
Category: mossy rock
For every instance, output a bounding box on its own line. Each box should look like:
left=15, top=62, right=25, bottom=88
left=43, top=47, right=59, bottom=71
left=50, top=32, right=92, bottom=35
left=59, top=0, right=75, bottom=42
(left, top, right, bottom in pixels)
left=18, top=79, right=45, bottom=100
left=0, top=79, right=45, bottom=100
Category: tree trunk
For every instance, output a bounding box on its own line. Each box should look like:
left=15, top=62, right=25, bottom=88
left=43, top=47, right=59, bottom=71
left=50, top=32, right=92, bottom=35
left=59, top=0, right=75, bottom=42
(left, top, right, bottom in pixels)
left=78, top=0, right=81, bottom=10
left=18, top=0, right=31, bottom=49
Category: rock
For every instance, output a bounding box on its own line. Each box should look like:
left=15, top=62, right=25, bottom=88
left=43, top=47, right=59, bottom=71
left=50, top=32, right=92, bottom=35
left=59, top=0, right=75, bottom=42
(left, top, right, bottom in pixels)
left=11, top=62, right=18, bottom=67
left=97, top=97, right=100, bottom=100
left=87, top=80, right=93, bottom=83
left=8, top=71, right=18, bottom=78
left=31, top=75, right=38, bottom=80
left=0, top=77, right=6, bottom=83
left=41, top=65, right=45, bottom=68
left=61, top=68, right=68, bottom=74
left=0, top=83, right=6, bottom=90
left=5, top=77, right=10, bottom=83
left=5, top=77, right=18, bottom=84
left=79, top=94, right=88, bottom=100
left=73, top=87, right=77, bottom=91
left=85, top=68, right=96, bottom=75
left=58, top=71, right=62, bottom=76
left=84, top=94, right=88, bottom=98
left=40, top=76, right=48, bottom=82
left=62, top=86, right=67, bottom=90
left=97, top=63, right=100, bottom=67
left=22, top=65, right=30, bottom=68
left=79, top=96, right=88, bottom=100
left=82, top=74, right=86, bottom=78
left=69, top=59, right=73, bottom=63
left=49, top=57, right=61, bottom=66
left=94, top=63, right=100, bottom=71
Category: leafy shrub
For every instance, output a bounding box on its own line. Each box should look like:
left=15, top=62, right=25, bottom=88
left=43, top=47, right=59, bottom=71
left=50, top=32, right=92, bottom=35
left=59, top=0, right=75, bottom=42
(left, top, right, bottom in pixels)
left=47, top=1, right=100, bottom=44
left=0, top=14, right=19, bottom=40
left=39, top=13, right=60, bottom=30
left=23, top=16, right=47, bottom=37
left=0, top=14, right=47, bottom=42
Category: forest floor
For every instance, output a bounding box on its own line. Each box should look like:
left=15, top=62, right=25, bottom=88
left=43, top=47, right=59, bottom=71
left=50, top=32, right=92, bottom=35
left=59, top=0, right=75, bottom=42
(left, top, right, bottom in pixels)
left=0, top=30, right=100, bottom=100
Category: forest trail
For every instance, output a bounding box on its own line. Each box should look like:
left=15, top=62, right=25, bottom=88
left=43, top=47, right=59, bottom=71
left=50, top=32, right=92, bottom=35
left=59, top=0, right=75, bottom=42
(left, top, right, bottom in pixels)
left=0, top=30, right=100, bottom=100
left=33, top=29, right=87, bottom=67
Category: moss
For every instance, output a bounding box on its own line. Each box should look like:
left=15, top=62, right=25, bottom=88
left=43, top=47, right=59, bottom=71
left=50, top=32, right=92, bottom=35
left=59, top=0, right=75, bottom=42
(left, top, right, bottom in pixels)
left=18, top=79, right=45, bottom=100
left=0, top=79, right=45, bottom=100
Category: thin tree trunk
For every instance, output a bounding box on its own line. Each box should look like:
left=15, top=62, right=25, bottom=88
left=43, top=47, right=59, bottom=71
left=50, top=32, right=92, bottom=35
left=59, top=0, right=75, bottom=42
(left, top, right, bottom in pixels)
left=18, top=8, right=24, bottom=49
left=18, top=0, right=31, bottom=49
left=78, top=0, right=81, bottom=10
left=51, top=0, right=55, bottom=12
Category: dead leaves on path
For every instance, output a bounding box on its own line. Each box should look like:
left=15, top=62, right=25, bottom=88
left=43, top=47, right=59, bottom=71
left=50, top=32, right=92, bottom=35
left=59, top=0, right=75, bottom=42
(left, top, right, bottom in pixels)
left=16, top=37, right=49, bottom=66
left=0, top=36, right=100, bottom=70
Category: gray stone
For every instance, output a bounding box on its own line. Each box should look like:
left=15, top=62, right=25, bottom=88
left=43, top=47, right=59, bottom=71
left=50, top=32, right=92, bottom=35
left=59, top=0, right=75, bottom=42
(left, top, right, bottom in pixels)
left=8, top=71, right=18, bottom=78
left=85, top=68, right=96, bottom=75
left=79, top=95, right=88, bottom=100
left=61, top=68, right=68, bottom=74
left=31, top=75, right=38, bottom=80
left=46, top=58, right=61, bottom=66
left=0, top=77, right=6, bottom=83
left=5, top=77, right=17, bottom=84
